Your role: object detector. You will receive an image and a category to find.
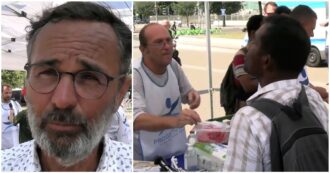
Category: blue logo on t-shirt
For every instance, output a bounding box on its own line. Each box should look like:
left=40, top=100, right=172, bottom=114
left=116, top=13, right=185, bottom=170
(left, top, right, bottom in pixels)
left=299, top=69, right=309, bottom=85
left=165, top=97, right=179, bottom=115
left=158, top=97, right=180, bottom=136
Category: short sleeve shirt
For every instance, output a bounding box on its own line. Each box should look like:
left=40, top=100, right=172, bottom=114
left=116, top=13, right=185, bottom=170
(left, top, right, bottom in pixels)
left=232, top=48, right=248, bottom=87
left=133, top=58, right=193, bottom=120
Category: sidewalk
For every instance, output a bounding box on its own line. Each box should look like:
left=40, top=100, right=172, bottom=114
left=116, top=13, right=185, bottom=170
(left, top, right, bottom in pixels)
left=133, top=20, right=246, bottom=33
left=177, top=36, right=243, bottom=50
left=133, top=21, right=245, bottom=50
left=133, top=33, right=243, bottom=50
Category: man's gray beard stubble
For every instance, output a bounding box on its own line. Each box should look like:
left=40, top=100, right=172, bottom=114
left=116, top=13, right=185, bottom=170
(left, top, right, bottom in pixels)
left=26, top=101, right=115, bottom=167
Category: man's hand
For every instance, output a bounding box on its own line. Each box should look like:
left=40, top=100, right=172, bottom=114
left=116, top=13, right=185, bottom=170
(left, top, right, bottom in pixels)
left=134, top=110, right=201, bottom=131
left=175, top=108, right=201, bottom=128
left=187, top=89, right=201, bottom=109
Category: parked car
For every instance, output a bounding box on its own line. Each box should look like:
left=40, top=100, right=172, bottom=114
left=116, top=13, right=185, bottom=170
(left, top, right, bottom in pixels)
left=11, top=88, right=26, bottom=106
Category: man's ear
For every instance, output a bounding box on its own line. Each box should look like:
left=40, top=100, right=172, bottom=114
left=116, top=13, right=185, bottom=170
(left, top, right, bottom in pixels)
left=114, top=75, right=131, bottom=112
left=262, top=54, right=273, bottom=71
left=248, top=31, right=256, bottom=41
left=139, top=45, right=145, bottom=54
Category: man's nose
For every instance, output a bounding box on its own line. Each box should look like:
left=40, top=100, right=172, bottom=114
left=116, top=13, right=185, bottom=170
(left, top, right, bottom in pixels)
left=51, top=75, right=78, bottom=109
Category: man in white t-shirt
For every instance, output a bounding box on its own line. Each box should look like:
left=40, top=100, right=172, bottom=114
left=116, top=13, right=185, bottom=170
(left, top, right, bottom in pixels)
left=290, top=5, right=328, bottom=102
left=1, top=84, right=22, bottom=150
left=133, top=23, right=201, bottom=162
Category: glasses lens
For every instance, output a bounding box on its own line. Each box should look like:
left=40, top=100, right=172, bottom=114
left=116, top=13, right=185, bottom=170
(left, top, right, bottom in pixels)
left=28, top=65, right=59, bottom=93
left=167, top=40, right=174, bottom=46
left=75, top=71, right=108, bottom=99
left=150, top=39, right=173, bottom=48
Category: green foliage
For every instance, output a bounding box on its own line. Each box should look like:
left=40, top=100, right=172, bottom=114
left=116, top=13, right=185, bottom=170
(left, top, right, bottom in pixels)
left=133, top=1, right=242, bottom=22
left=176, top=28, right=222, bottom=36
left=134, top=2, right=180, bottom=19
left=172, top=2, right=197, bottom=27
left=1, top=70, right=26, bottom=88
left=157, top=2, right=177, bottom=15
left=133, top=2, right=155, bottom=20
left=173, top=2, right=196, bottom=16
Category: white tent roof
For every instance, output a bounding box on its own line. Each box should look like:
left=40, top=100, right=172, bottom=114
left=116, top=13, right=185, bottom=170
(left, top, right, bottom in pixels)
left=1, top=1, right=132, bottom=71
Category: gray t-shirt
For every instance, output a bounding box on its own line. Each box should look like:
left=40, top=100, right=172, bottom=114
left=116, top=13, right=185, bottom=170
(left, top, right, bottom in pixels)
left=133, top=58, right=193, bottom=120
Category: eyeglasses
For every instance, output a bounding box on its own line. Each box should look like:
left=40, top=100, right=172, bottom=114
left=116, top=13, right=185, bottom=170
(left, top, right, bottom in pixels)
left=24, top=63, right=125, bottom=99
left=148, top=39, right=174, bottom=48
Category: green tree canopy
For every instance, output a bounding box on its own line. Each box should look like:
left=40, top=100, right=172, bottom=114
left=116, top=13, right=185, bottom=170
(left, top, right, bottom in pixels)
left=157, top=2, right=176, bottom=15
left=1, top=70, right=26, bottom=88
left=172, top=2, right=197, bottom=27
left=133, top=2, right=155, bottom=20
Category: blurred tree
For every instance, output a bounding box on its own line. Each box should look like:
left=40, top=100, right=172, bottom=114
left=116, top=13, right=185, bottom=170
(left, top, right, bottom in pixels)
left=210, top=2, right=242, bottom=14
left=1, top=70, right=26, bottom=88
left=133, top=2, right=154, bottom=21
left=172, top=2, right=197, bottom=27
left=157, top=2, right=175, bottom=15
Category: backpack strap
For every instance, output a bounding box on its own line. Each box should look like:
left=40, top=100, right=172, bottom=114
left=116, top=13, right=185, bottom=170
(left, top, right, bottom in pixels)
left=249, top=98, right=286, bottom=171
left=249, top=98, right=284, bottom=120
left=249, top=85, right=306, bottom=120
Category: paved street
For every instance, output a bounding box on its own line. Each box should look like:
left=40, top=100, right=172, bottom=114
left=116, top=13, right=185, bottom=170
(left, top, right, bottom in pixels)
left=133, top=34, right=328, bottom=132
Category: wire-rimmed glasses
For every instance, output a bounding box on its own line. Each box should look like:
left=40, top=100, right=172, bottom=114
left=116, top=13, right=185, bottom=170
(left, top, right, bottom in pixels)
left=24, top=63, right=125, bottom=99
left=148, top=38, right=174, bottom=48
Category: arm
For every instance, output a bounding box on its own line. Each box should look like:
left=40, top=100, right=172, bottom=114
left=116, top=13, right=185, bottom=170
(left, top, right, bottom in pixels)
left=170, top=60, right=199, bottom=107
left=309, top=83, right=328, bottom=103
left=232, top=52, right=258, bottom=94
left=133, top=109, right=201, bottom=131
left=298, top=68, right=328, bottom=103
left=186, top=89, right=201, bottom=109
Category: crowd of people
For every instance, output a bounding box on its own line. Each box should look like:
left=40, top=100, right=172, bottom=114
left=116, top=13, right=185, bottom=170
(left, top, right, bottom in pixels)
left=223, top=4, right=328, bottom=171
left=1, top=1, right=328, bottom=172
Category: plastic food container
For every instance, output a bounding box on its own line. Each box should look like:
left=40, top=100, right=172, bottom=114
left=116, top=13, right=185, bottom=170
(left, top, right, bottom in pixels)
left=193, top=121, right=230, bottom=144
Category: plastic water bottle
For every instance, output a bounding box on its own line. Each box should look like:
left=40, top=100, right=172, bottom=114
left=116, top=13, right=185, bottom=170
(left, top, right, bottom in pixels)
left=184, top=132, right=198, bottom=171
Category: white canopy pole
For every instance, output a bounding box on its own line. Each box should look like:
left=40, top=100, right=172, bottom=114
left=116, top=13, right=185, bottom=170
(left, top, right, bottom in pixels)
left=204, top=1, right=214, bottom=119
